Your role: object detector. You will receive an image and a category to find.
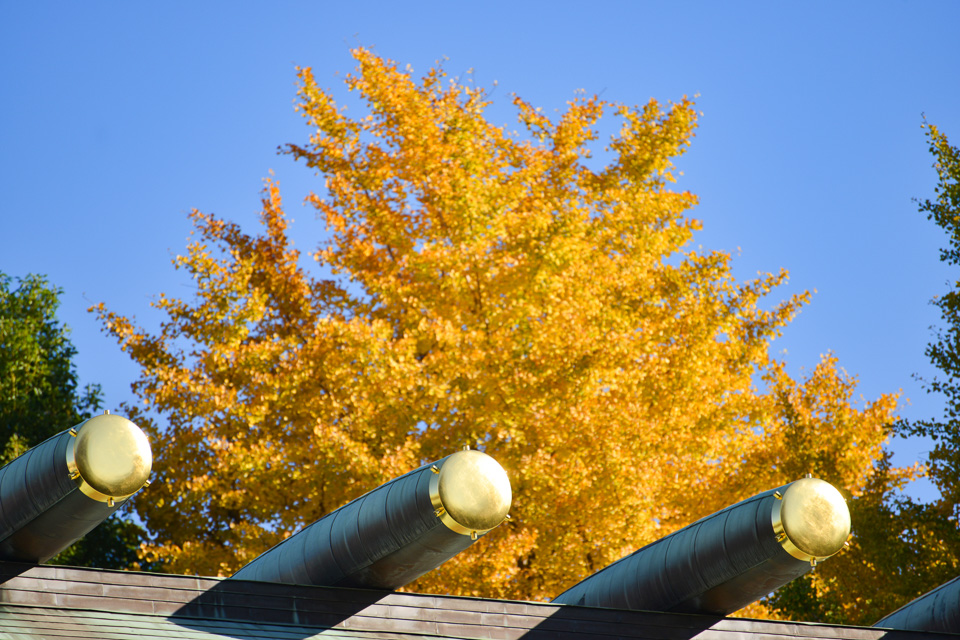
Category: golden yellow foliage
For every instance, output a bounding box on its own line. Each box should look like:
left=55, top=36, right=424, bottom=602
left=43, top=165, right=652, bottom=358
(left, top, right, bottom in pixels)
left=95, top=49, right=900, bottom=603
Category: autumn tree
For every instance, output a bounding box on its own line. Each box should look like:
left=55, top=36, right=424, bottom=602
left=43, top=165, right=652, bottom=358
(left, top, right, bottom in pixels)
left=95, top=49, right=900, bottom=604
left=0, top=272, right=148, bottom=570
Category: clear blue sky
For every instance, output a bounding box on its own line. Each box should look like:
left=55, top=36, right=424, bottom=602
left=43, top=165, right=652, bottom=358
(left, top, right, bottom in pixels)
left=2, top=3, right=958, bottom=501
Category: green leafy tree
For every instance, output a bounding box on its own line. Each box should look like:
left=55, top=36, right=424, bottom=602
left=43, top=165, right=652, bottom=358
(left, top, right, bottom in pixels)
left=768, top=123, right=960, bottom=625
left=0, top=273, right=102, bottom=462
left=0, top=272, right=149, bottom=570
left=904, top=122, right=960, bottom=511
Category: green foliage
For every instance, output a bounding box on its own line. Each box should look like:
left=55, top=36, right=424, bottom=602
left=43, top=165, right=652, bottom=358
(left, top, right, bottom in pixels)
left=902, top=122, right=960, bottom=504
left=0, top=272, right=148, bottom=570
left=0, top=273, right=102, bottom=459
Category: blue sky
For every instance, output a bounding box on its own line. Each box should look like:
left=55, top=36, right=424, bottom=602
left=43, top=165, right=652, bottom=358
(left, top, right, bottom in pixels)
left=2, top=2, right=958, bottom=501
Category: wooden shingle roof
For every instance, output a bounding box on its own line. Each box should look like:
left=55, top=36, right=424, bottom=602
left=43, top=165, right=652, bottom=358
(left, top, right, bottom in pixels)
left=0, top=562, right=954, bottom=640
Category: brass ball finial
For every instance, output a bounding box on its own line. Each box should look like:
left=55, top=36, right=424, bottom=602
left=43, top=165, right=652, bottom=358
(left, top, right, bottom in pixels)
left=773, top=477, right=850, bottom=563
left=68, top=414, right=153, bottom=503
left=430, top=450, right=512, bottom=536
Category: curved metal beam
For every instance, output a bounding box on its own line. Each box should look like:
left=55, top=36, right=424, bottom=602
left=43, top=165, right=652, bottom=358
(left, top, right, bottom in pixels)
left=230, top=448, right=512, bottom=590
left=874, top=575, right=960, bottom=633
left=0, top=413, right=153, bottom=563
left=552, top=478, right=851, bottom=615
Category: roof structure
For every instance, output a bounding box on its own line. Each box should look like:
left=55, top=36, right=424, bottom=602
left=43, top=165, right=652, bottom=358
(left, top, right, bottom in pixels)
left=0, top=422, right=954, bottom=638
left=0, top=562, right=954, bottom=640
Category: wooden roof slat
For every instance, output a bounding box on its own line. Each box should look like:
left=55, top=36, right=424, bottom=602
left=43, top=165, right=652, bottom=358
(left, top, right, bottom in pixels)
left=0, top=563, right=956, bottom=640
